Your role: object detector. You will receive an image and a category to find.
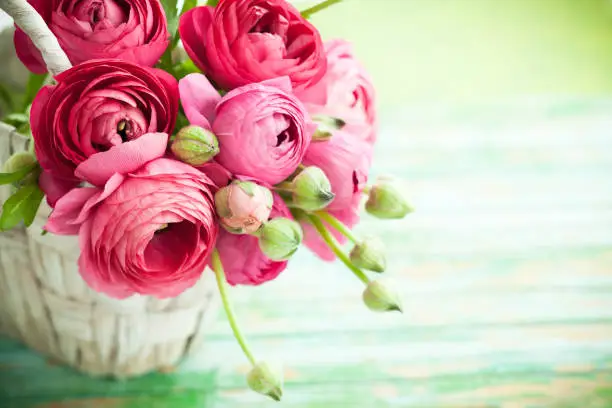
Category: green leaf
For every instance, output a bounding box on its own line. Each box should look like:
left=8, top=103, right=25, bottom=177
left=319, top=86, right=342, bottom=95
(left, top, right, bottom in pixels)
left=172, top=0, right=198, bottom=47
left=206, top=0, right=219, bottom=6
left=0, top=163, right=37, bottom=185
left=160, top=0, right=179, bottom=42
left=22, top=185, right=44, bottom=227
left=23, top=73, right=48, bottom=111
left=3, top=113, right=29, bottom=128
left=0, top=82, right=15, bottom=114
left=173, top=58, right=201, bottom=79
left=0, top=183, right=43, bottom=231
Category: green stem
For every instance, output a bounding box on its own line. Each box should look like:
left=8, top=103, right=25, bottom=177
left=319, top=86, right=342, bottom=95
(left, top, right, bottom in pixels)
left=301, top=0, right=343, bottom=19
left=274, top=181, right=293, bottom=192
left=362, top=185, right=371, bottom=195
left=315, top=211, right=359, bottom=245
left=306, top=213, right=370, bottom=285
left=206, top=0, right=220, bottom=6
left=211, top=249, right=256, bottom=366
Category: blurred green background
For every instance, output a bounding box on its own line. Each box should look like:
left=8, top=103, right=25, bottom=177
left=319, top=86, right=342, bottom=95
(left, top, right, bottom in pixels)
left=308, top=0, right=612, bottom=109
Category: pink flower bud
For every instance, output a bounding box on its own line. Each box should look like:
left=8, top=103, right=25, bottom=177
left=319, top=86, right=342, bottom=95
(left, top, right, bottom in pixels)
left=215, top=181, right=273, bottom=235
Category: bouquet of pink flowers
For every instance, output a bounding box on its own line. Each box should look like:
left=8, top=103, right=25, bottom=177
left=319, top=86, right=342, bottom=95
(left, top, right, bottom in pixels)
left=0, top=0, right=411, bottom=400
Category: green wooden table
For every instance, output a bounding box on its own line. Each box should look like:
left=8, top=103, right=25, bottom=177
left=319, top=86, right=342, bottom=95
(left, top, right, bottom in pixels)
left=2, top=98, right=612, bottom=407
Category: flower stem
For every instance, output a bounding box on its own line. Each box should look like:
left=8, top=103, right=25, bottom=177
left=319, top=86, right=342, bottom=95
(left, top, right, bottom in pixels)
left=362, top=185, right=371, bottom=195
left=301, top=0, right=343, bottom=19
left=211, top=249, right=256, bottom=366
left=206, top=0, right=219, bottom=6
left=305, top=213, right=370, bottom=285
left=315, top=211, right=359, bottom=245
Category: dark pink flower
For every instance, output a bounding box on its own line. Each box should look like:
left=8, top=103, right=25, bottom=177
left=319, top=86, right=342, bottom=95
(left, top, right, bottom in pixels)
left=45, top=158, right=219, bottom=299
left=179, top=0, right=326, bottom=91
left=31, top=59, right=178, bottom=197
left=15, top=0, right=169, bottom=73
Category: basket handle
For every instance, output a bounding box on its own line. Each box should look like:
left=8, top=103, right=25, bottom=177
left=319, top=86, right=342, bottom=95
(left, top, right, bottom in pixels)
left=0, top=0, right=71, bottom=76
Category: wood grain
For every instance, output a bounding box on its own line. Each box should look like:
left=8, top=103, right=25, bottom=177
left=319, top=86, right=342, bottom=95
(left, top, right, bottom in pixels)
left=1, top=98, right=612, bottom=407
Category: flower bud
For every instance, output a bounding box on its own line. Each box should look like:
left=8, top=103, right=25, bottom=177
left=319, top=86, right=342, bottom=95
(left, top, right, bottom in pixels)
left=258, top=217, right=303, bottom=261
left=247, top=362, right=283, bottom=401
left=3, top=152, right=36, bottom=174
left=350, top=236, right=386, bottom=273
left=363, top=279, right=403, bottom=313
left=215, top=181, right=273, bottom=234
left=288, top=166, right=335, bottom=211
left=171, top=125, right=219, bottom=166
left=365, top=179, right=413, bottom=219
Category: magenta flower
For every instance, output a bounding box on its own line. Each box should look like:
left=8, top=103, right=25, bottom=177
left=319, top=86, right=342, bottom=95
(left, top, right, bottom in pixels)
left=179, top=0, right=326, bottom=91
left=45, top=158, right=219, bottom=299
left=30, top=59, right=178, bottom=205
left=179, top=74, right=315, bottom=185
left=15, top=0, right=170, bottom=74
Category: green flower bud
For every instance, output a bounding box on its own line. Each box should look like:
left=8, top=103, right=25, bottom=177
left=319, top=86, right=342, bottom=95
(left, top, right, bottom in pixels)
left=365, top=179, right=413, bottom=219
left=3, top=152, right=36, bottom=174
left=247, top=362, right=283, bottom=402
left=350, top=236, right=386, bottom=273
left=289, top=166, right=335, bottom=211
left=258, top=217, right=303, bottom=261
left=363, top=279, right=403, bottom=313
left=171, top=125, right=219, bottom=166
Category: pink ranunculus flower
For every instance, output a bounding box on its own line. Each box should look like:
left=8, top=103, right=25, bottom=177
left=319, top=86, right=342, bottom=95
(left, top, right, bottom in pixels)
left=301, top=130, right=373, bottom=261
left=15, top=0, right=169, bottom=74
left=179, top=74, right=315, bottom=185
left=297, top=40, right=377, bottom=144
left=178, top=0, right=327, bottom=91
left=45, top=157, right=219, bottom=299
left=216, top=192, right=291, bottom=286
left=30, top=59, right=179, bottom=205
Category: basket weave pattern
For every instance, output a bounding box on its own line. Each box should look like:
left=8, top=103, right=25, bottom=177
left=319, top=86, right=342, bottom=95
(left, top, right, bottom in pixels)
left=0, top=122, right=219, bottom=377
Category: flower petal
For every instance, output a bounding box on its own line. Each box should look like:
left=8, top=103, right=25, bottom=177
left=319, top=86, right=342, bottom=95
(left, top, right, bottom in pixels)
left=75, top=132, right=168, bottom=186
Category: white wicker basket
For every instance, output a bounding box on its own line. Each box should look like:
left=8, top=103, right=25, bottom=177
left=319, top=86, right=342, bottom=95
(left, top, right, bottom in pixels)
left=0, top=89, right=219, bottom=377
left=0, top=0, right=220, bottom=378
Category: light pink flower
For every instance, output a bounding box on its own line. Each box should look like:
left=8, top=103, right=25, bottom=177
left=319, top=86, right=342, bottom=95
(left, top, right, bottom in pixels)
left=301, top=130, right=372, bottom=261
left=179, top=75, right=315, bottom=185
left=298, top=40, right=377, bottom=144
left=178, top=0, right=326, bottom=91
left=15, top=0, right=169, bottom=74
left=215, top=181, right=273, bottom=234
left=45, top=158, right=219, bottom=299
left=215, top=193, right=291, bottom=286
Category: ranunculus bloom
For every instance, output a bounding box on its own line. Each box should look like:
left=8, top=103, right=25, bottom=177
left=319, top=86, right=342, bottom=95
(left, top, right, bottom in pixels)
left=15, top=0, right=169, bottom=74
left=45, top=158, right=219, bottom=299
left=31, top=59, right=179, bottom=200
left=215, top=192, right=291, bottom=286
left=180, top=75, right=315, bottom=185
left=301, top=130, right=372, bottom=261
left=298, top=40, right=377, bottom=144
left=179, top=0, right=326, bottom=91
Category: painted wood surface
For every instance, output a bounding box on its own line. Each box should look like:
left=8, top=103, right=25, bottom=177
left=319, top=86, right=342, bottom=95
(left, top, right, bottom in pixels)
left=1, top=98, right=612, bottom=407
